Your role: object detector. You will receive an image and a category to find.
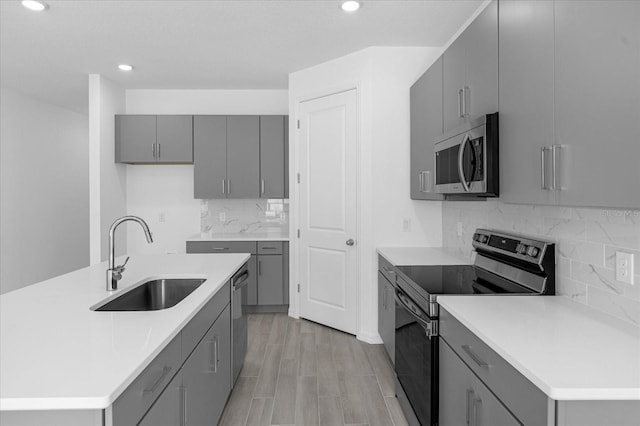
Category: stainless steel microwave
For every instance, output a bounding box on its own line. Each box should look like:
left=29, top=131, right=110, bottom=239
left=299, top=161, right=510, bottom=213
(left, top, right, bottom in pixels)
left=434, top=113, right=499, bottom=196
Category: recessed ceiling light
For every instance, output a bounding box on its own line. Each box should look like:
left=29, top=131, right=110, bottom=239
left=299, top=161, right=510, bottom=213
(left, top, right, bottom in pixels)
left=118, top=64, right=134, bottom=72
left=341, top=1, right=362, bottom=12
left=21, top=1, right=49, bottom=11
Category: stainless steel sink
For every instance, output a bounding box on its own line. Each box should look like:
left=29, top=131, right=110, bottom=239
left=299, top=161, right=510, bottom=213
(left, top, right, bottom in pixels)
left=93, top=278, right=206, bottom=311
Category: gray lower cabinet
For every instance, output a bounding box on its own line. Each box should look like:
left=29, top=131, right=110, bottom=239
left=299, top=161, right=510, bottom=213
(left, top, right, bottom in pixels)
left=257, top=254, right=284, bottom=305
left=377, top=271, right=395, bottom=364
left=115, top=115, right=193, bottom=164
left=498, top=0, right=556, bottom=206
left=186, top=240, right=289, bottom=309
left=108, top=282, right=233, bottom=426
left=410, top=56, right=444, bottom=200
left=443, top=0, right=498, bottom=133
left=439, top=341, right=519, bottom=426
left=181, top=304, right=231, bottom=426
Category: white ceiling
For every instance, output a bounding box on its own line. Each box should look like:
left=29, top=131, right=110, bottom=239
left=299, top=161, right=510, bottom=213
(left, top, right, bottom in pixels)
left=0, top=0, right=482, bottom=113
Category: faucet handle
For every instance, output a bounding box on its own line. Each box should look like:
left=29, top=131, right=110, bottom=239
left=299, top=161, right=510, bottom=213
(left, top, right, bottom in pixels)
left=121, top=256, right=130, bottom=268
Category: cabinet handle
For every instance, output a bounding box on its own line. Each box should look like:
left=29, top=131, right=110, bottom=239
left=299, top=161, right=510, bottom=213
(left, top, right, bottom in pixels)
left=462, top=86, right=470, bottom=117
left=215, top=335, right=220, bottom=370
left=210, top=247, right=229, bottom=251
left=458, top=88, right=464, bottom=118
left=419, top=172, right=424, bottom=193
left=551, top=144, right=559, bottom=191
left=222, top=179, right=226, bottom=194
left=382, top=266, right=396, bottom=276
left=382, top=286, right=387, bottom=310
left=466, top=389, right=474, bottom=425
left=540, top=147, right=547, bottom=190
left=180, top=385, right=187, bottom=426
left=261, top=179, right=265, bottom=195
left=472, top=397, right=482, bottom=426
left=156, top=143, right=160, bottom=160
left=142, top=366, right=172, bottom=395
left=461, top=345, right=490, bottom=368
left=209, top=336, right=219, bottom=373
left=227, top=180, right=231, bottom=194
left=261, top=246, right=277, bottom=250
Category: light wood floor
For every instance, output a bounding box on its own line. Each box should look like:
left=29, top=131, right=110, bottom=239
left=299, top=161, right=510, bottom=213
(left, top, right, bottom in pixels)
left=219, top=313, right=408, bottom=426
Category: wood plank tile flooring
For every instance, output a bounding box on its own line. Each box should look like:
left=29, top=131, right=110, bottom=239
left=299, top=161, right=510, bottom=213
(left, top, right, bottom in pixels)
left=220, top=313, right=408, bottom=426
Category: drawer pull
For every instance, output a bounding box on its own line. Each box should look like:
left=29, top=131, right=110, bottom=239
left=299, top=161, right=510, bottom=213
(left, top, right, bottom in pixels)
left=261, top=246, right=278, bottom=250
left=142, top=366, right=172, bottom=395
left=462, top=345, right=489, bottom=368
left=210, top=247, right=229, bottom=251
left=382, top=266, right=396, bottom=275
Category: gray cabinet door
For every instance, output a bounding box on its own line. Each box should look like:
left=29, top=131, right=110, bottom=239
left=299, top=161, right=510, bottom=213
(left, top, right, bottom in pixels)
left=260, top=116, right=286, bottom=199
left=439, top=341, right=475, bottom=426
left=464, top=0, right=498, bottom=118
left=246, top=254, right=258, bottom=305
left=473, top=379, right=521, bottom=426
left=138, top=371, right=182, bottom=426
left=115, top=115, right=157, bottom=163
left=410, top=57, right=444, bottom=200
left=443, top=35, right=467, bottom=133
left=377, top=272, right=395, bottom=363
left=498, top=0, right=557, bottom=205
left=257, top=255, right=284, bottom=305
left=156, top=115, right=193, bottom=163
left=554, top=0, right=640, bottom=208
left=182, top=304, right=231, bottom=426
left=227, top=116, right=260, bottom=198
left=194, top=116, right=227, bottom=199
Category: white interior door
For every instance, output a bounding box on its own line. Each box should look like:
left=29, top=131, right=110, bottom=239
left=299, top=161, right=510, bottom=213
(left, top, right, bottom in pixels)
left=297, top=89, right=358, bottom=335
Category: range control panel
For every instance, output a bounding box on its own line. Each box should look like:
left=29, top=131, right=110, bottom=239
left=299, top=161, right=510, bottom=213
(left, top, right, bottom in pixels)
left=472, top=229, right=551, bottom=264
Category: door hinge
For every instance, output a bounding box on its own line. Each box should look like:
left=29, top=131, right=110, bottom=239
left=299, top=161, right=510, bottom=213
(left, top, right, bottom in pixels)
left=297, top=229, right=300, bottom=238
left=297, top=120, right=300, bottom=129
left=297, top=173, right=300, bottom=184
left=297, top=283, right=300, bottom=293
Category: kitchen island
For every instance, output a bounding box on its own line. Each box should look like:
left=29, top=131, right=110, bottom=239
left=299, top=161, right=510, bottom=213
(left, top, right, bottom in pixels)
left=0, top=253, right=249, bottom=425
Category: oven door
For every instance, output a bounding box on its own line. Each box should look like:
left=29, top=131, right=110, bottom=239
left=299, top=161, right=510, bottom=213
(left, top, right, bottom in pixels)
left=394, top=287, right=438, bottom=426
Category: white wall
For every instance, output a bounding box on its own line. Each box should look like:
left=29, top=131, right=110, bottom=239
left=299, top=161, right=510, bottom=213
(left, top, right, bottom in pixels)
left=88, top=75, right=127, bottom=263
left=124, top=89, right=288, bottom=255
left=0, top=88, right=89, bottom=294
left=289, top=47, right=444, bottom=342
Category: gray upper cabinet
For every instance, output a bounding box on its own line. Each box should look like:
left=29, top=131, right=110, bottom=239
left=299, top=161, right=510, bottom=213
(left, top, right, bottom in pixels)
left=410, top=56, right=444, bottom=200
left=115, top=115, right=193, bottom=164
left=227, top=116, right=260, bottom=199
left=499, top=0, right=557, bottom=206
left=156, top=115, right=194, bottom=163
left=443, top=1, right=498, bottom=133
left=260, top=116, right=286, bottom=199
left=553, top=0, right=640, bottom=209
left=194, top=116, right=227, bottom=199
left=115, top=115, right=157, bottom=163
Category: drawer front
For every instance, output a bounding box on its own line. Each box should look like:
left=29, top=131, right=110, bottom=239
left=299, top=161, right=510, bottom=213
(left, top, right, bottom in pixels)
left=186, top=241, right=257, bottom=254
left=182, top=281, right=231, bottom=360
left=377, top=255, right=397, bottom=285
left=111, top=334, right=182, bottom=426
left=439, top=308, right=549, bottom=426
left=257, top=241, right=283, bottom=255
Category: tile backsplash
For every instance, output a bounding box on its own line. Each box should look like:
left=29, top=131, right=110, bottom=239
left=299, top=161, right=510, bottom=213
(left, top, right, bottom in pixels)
left=443, top=201, right=640, bottom=326
left=200, top=199, right=289, bottom=234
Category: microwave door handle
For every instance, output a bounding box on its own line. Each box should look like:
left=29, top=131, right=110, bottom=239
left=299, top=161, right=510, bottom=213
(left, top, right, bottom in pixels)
left=458, top=134, right=471, bottom=192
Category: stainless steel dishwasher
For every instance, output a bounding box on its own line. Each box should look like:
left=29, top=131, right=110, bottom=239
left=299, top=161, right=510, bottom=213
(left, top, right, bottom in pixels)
left=231, top=263, right=249, bottom=386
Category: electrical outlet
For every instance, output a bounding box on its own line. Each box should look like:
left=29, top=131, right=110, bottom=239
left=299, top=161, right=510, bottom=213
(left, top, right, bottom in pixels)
left=159, top=212, right=166, bottom=223
left=616, top=251, right=634, bottom=285
left=219, top=212, right=226, bottom=222
left=457, top=222, right=463, bottom=237
left=402, top=218, right=411, bottom=232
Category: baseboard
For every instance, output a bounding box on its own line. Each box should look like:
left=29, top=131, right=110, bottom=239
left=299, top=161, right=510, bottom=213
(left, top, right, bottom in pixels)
left=357, top=331, right=383, bottom=344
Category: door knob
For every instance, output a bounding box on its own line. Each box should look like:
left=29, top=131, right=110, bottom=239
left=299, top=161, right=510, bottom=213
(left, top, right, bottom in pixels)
left=346, top=239, right=355, bottom=246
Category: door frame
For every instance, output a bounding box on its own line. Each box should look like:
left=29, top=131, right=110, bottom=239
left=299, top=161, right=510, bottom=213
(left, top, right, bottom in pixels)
left=290, top=82, right=363, bottom=337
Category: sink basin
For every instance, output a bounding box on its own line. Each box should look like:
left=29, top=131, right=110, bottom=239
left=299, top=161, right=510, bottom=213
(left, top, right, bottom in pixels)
left=94, top=278, right=206, bottom=311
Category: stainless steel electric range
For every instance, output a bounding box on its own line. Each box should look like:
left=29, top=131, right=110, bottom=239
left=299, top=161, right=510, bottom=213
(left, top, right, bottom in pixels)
left=390, top=229, right=555, bottom=426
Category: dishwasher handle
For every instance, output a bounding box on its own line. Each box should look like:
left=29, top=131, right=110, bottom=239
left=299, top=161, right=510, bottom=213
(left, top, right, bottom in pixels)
left=232, top=270, right=250, bottom=290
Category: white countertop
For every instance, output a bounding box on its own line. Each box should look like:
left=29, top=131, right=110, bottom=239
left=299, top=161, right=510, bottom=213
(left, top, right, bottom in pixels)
left=438, top=295, right=640, bottom=401
left=376, top=247, right=472, bottom=266
left=187, top=230, right=289, bottom=242
left=0, top=253, right=249, bottom=411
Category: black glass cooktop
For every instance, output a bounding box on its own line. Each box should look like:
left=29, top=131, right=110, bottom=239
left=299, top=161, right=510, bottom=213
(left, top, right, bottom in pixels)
left=395, top=264, right=534, bottom=296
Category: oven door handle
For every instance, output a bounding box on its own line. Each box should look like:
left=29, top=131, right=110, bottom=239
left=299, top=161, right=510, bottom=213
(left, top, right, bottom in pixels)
left=457, top=133, right=472, bottom=192
left=393, top=289, right=438, bottom=338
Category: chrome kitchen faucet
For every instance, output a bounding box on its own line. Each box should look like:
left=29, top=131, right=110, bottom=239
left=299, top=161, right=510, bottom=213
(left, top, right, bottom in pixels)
left=106, top=216, right=153, bottom=291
